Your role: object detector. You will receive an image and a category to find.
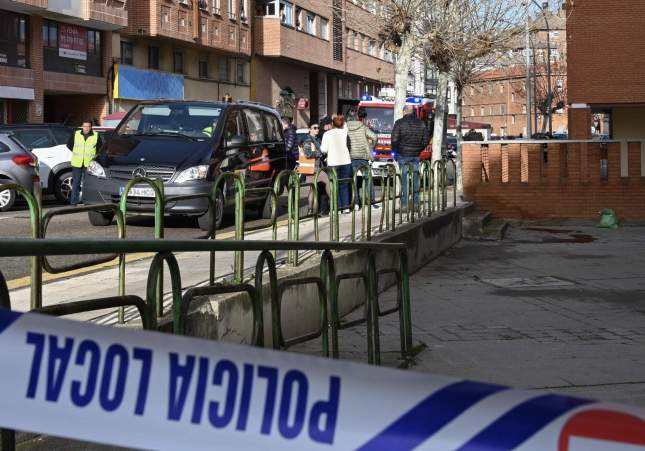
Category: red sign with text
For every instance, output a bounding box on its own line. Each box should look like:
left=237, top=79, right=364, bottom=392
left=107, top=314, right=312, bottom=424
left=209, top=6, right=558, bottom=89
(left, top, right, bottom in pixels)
left=59, top=23, right=87, bottom=61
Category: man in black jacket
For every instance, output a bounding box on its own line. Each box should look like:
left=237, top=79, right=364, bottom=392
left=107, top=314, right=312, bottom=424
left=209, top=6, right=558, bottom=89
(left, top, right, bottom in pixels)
left=391, top=105, right=429, bottom=210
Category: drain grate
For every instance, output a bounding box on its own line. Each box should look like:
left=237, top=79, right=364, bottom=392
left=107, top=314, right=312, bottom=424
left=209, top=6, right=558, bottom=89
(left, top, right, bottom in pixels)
left=480, top=276, right=575, bottom=288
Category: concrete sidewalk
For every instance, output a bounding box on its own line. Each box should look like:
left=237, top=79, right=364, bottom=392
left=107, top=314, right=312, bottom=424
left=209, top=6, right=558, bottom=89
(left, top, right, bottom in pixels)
left=295, top=223, right=645, bottom=407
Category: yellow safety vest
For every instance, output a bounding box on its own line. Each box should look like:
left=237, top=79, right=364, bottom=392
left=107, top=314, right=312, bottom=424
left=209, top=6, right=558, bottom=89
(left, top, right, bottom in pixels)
left=203, top=126, right=214, bottom=137
left=70, top=130, right=98, bottom=168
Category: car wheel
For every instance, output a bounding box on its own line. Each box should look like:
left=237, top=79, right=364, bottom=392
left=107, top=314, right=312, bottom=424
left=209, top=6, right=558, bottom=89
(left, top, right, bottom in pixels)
left=54, top=170, right=73, bottom=204
left=0, top=185, right=16, bottom=212
left=197, top=189, right=224, bottom=232
left=88, top=210, right=115, bottom=226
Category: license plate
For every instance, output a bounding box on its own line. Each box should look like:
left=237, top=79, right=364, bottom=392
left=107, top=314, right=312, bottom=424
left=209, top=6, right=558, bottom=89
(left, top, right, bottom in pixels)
left=119, top=185, right=155, bottom=198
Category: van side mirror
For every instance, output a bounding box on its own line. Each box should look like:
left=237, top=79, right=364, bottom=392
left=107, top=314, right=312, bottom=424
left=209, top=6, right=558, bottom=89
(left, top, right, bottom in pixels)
left=225, top=135, right=249, bottom=148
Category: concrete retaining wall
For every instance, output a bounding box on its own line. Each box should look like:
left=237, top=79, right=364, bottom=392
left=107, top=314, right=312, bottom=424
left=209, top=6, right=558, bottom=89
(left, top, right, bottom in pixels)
left=176, top=205, right=467, bottom=347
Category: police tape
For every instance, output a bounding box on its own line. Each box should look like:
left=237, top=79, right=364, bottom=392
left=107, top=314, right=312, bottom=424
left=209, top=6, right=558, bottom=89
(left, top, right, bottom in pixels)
left=0, top=309, right=644, bottom=451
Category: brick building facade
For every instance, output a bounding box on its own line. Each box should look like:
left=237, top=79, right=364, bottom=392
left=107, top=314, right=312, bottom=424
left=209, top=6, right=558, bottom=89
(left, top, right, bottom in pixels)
left=0, top=0, right=126, bottom=125
left=463, top=5, right=567, bottom=138
left=252, top=0, right=394, bottom=127
left=567, top=0, right=645, bottom=140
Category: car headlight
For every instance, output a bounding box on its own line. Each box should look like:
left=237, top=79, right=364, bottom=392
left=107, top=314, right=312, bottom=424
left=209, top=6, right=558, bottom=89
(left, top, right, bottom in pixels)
left=87, top=161, right=106, bottom=179
left=174, top=165, right=209, bottom=183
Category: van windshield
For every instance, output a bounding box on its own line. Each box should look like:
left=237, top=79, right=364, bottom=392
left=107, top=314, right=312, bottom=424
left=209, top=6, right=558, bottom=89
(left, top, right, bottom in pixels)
left=117, top=104, right=223, bottom=140
left=360, top=106, right=394, bottom=134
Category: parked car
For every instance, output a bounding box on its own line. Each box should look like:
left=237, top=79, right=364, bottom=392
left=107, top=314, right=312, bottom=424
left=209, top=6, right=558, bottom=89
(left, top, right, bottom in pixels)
left=84, top=100, right=289, bottom=230
left=0, top=124, right=74, bottom=203
left=0, top=133, right=37, bottom=211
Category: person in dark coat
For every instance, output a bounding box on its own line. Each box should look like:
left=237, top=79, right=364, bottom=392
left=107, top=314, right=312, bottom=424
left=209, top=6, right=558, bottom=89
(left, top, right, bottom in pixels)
left=282, top=117, right=298, bottom=168
left=391, top=105, right=429, bottom=210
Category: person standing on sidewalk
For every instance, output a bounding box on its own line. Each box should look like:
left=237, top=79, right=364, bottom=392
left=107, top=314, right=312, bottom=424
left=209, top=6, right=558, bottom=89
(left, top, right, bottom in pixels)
left=391, top=105, right=429, bottom=211
left=321, top=115, right=353, bottom=214
left=347, top=109, right=378, bottom=210
left=66, top=120, right=102, bottom=205
left=299, top=122, right=331, bottom=215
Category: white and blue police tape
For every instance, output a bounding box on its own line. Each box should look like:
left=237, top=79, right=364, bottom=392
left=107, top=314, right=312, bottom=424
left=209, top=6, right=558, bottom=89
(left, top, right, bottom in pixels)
left=1, top=309, right=644, bottom=450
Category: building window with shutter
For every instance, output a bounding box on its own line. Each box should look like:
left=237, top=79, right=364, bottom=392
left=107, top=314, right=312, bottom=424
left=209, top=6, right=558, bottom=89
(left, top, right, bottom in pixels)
left=199, top=57, right=208, bottom=78
left=321, top=18, right=329, bottom=40
left=173, top=50, right=183, bottom=73
left=148, top=45, right=159, bottom=70
left=120, top=41, right=133, bottom=65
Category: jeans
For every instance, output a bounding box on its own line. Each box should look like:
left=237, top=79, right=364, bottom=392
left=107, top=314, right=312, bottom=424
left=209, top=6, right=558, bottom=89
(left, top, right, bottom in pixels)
left=397, top=156, right=420, bottom=209
left=305, top=172, right=331, bottom=213
left=330, top=164, right=353, bottom=210
left=351, top=159, right=374, bottom=207
left=70, top=166, right=85, bottom=205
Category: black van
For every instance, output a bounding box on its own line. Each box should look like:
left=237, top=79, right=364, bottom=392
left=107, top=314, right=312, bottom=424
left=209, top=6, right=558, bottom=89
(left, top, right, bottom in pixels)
left=83, top=100, right=288, bottom=230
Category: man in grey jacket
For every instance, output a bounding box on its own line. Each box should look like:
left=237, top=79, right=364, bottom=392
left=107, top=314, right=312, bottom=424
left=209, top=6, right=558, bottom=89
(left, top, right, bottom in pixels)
left=347, top=110, right=378, bottom=209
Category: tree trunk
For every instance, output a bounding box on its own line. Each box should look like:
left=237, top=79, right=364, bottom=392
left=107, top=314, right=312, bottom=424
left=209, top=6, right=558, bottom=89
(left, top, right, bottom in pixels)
left=455, top=84, right=464, bottom=194
left=394, top=35, right=414, bottom=121
left=431, top=71, right=449, bottom=163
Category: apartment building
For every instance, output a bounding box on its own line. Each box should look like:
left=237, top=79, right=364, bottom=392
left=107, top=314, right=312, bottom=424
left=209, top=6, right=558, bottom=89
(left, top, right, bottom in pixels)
left=567, top=0, right=645, bottom=139
left=463, top=4, right=567, bottom=138
left=252, top=0, right=394, bottom=127
left=114, top=0, right=252, bottom=112
left=0, top=0, right=126, bottom=124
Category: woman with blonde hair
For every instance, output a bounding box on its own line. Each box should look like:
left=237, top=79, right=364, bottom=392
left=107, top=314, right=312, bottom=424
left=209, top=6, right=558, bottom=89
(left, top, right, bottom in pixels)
left=321, top=114, right=353, bottom=213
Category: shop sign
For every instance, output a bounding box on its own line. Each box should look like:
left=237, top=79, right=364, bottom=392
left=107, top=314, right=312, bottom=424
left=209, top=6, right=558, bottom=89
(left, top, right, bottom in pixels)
left=59, top=23, right=87, bottom=61
left=75, top=64, right=87, bottom=74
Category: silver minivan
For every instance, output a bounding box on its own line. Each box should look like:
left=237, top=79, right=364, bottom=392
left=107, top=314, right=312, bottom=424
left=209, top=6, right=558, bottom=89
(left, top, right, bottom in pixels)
left=0, top=133, right=37, bottom=211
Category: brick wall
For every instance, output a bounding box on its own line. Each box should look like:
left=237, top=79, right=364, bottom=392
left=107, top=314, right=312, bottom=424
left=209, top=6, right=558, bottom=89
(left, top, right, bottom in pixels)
left=567, top=0, right=645, bottom=105
left=463, top=141, right=645, bottom=221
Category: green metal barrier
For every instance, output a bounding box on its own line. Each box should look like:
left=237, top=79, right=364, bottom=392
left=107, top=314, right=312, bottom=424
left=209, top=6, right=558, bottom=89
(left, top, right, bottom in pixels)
left=400, top=161, right=419, bottom=224
left=432, top=160, right=447, bottom=212
left=0, top=183, right=41, bottom=309
left=446, top=158, right=457, bottom=208
left=273, top=170, right=298, bottom=264
left=210, top=172, right=245, bottom=283
left=120, top=177, right=164, bottom=322
left=353, top=164, right=373, bottom=240
left=41, top=204, right=126, bottom=273
left=255, top=250, right=277, bottom=349
left=419, top=160, right=434, bottom=216
left=146, top=251, right=183, bottom=329
left=314, top=168, right=340, bottom=241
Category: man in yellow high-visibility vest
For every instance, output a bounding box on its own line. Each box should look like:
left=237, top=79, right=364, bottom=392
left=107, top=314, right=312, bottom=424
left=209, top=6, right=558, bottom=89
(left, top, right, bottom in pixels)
left=66, top=120, right=103, bottom=205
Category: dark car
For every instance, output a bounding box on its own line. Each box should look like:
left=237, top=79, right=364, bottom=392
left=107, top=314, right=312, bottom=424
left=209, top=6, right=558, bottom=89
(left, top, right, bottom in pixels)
left=83, top=100, right=288, bottom=230
left=0, top=124, right=74, bottom=203
left=0, top=133, right=37, bottom=211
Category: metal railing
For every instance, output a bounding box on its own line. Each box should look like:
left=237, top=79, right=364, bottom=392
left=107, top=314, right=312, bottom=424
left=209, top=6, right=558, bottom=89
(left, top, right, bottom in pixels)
left=0, top=238, right=411, bottom=366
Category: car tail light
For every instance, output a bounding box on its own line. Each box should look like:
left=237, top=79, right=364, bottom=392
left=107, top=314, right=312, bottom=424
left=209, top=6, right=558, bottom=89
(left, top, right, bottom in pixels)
left=12, top=155, right=35, bottom=166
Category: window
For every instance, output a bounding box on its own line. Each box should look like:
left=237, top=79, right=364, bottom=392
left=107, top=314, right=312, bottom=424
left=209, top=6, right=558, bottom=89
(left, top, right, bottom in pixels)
left=212, top=21, right=220, bottom=42
left=199, top=57, right=208, bottom=78
left=511, top=115, right=516, bottom=125
left=264, top=0, right=276, bottom=15
left=201, top=17, right=207, bottom=34
left=279, top=1, right=293, bottom=26
left=500, top=104, right=505, bottom=115
left=470, top=107, right=474, bottom=116
left=148, top=46, right=159, bottom=69
left=489, top=106, right=493, bottom=116
left=87, top=30, right=100, bottom=55
left=223, top=110, right=244, bottom=140
left=263, top=112, right=282, bottom=141
left=179, top=11, right=187, bottom=29
left=173, top=50, right=183, bottom=73
left=320, top=18, right=328, bottom=39
left=550, top=48, right=559, bottom=61
left=161, top=6, right=170, bottom=26
left=347, top=30, right=353, bottom=47
left=556, top=79, right=564, bottom=92
left=470, top=86, right=474, bottom=96
left=550, top=30, right=559, bottom=38
left=305, top=13, right=315, bottom=35
left=488, top=83, right=493, bottom=95
left=511, top=92, right=515, bottom=103
left=480, top=107, right=485, bottom=116
left=43, top=21, right=58, bottom=48
left=499, top=83, right=504, bottom=93
left=213, top=0, right=221, bottom=14
left=218, top=57, right=230, bottom=81
left=368, top=40, right=375, bottom=56
left=52, top=127, right=72, bottom=144
left=120, top=41, right=133, bottom=65
left=228, top=0, right=236, bottom=20
left=12, top=130, right=55, bottom=149
left=236, top=60, right=248, bottom=84
left=240, top=0, right=248, bottom=22
left=353, top=33, right=358, bottom=50
left=244, top=109, right=266, bottom=143
left=522, top=104, right=527, bottom=114
left=295, top=7, right=302, bottom=30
